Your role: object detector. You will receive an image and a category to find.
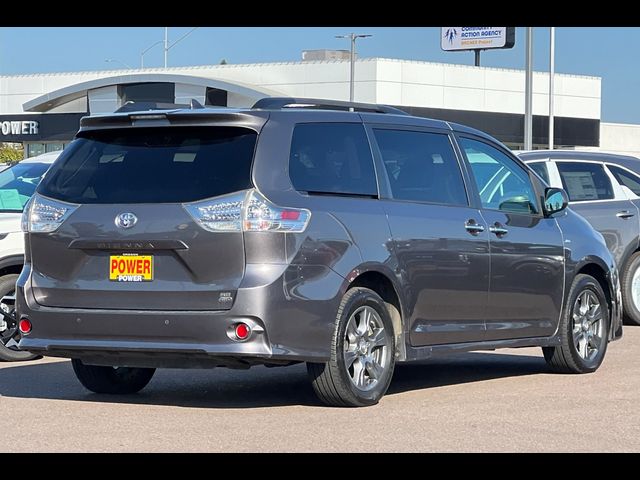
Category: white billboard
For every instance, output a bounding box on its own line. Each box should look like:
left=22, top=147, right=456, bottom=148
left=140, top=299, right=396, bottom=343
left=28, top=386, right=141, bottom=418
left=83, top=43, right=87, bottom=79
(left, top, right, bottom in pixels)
left=441, top=27, right=515, bottom=51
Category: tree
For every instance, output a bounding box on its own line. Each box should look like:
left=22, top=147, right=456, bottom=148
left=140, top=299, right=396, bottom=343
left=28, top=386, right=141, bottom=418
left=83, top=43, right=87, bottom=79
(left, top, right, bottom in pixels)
left=0, top=144, right=24, bottom=165
left=219, top=58, right=228, bottom=65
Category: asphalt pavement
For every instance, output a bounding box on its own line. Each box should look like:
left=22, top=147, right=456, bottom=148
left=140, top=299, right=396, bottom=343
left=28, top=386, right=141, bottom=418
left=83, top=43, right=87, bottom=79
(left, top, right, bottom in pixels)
left=2, top=327, right=638, bottom=452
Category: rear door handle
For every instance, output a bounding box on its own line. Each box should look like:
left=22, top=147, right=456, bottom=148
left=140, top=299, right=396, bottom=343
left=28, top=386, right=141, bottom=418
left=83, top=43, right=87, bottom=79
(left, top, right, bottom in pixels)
left=616, top=210, right=635, bottom=219
left=464, top=220, right=485, bottom=235
left=489, top=223, right=508, bottom=236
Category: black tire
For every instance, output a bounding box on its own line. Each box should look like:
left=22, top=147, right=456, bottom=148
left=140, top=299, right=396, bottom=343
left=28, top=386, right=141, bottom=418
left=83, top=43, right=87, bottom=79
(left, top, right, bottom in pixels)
left=72, top=359, right=155, bottom=394
left=0, top=273, right=40, bottom=362
left=621, top=251, right=640, bottom=326
left=543, top=274, right=609, bottom=374
left=307, top=287, right=396, bottom=407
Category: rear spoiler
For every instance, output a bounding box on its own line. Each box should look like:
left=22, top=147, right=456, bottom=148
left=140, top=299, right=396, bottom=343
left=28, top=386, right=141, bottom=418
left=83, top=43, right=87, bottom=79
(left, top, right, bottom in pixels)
left=114, top=99, right=206, bottom=113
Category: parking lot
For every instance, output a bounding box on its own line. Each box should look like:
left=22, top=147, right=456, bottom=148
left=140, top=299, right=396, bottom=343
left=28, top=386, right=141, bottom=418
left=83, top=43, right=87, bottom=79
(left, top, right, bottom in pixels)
left=0, top=327, right=636, bottom=452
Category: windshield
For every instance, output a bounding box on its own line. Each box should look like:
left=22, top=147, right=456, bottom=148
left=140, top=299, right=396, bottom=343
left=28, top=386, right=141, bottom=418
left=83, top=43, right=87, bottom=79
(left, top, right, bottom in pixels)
left=0, top=162, right=51, bottom=212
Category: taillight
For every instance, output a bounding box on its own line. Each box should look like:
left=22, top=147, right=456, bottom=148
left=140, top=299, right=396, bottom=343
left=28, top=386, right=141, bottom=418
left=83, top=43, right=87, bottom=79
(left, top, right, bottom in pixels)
left=183, top=191, right=245, bottom=232
left=183, top=190, right=310, bottom=233
left=243, top=190, right=310, bottom=232
left=22, top=194, right=78, bottom=233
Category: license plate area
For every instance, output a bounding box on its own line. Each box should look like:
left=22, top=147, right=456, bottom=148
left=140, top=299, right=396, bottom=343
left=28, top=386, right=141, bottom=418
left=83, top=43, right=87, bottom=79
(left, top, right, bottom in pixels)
left=109, top=254, right=153, bottom=282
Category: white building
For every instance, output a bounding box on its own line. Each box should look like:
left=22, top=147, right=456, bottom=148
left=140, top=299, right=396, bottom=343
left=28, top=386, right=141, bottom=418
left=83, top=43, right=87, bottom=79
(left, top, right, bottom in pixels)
left=1, top=57, right=637, bottom=158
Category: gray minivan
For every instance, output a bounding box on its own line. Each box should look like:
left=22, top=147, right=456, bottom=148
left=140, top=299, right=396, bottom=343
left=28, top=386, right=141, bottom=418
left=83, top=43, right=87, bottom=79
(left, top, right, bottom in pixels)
left=16, top=98, right=622, bottom=407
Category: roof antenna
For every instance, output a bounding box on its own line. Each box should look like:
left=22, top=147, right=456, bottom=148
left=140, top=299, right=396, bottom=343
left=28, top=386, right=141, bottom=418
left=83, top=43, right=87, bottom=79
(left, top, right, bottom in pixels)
left=190, top=99, right=205, bottom=109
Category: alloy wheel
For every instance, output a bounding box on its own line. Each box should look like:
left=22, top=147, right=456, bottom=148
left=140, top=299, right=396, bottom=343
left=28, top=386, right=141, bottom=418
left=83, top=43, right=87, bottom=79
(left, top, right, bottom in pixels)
left=343, top=305, right=390, bottom=391
left=571, top=289, right=605, bottom=362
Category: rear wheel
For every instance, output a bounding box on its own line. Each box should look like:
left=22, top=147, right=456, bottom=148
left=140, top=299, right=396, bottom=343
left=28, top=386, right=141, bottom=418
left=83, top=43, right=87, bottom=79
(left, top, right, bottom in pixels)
left=0, top=274, right=40, bottom=362
left=621, top=251, right=640, bottom=325
left=72, top=359, right=155, bottom=394
left=307, top=287, right=395, bottom=407
left=543, top=274, right=609, bottom=374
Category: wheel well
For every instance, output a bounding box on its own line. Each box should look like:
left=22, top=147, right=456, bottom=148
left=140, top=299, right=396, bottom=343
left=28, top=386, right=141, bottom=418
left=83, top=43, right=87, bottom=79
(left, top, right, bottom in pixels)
left=0, top=264, right=22, bottom=279
left=577, top=263, right=612, bottom=311
left=619, top=247, right=640, bottom=277
left=348, top=271, right=405, bottom=359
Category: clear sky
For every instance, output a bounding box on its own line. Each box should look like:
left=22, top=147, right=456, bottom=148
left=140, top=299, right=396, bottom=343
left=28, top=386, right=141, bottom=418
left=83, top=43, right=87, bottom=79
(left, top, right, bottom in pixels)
left=0, top=27, right=637, bottom=123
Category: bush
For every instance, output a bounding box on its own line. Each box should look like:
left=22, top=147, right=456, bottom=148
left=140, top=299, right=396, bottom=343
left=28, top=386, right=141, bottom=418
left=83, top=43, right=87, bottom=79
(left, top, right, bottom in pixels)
left=0, top=144, right=24, bottom=165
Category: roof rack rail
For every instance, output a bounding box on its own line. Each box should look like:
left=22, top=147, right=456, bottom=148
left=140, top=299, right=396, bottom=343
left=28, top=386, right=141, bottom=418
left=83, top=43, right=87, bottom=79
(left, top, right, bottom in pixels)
left=114, top=99, right=206, bottom=113
left=251, top=97, right=408, bottom=115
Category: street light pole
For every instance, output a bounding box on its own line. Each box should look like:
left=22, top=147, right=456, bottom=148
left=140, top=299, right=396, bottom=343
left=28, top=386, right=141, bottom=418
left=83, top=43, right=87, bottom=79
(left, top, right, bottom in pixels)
left=549, top=27, right=555, bottom=150
left=336, top=33, right=372, bottom=102
left=164, top=27, right=198, bottom=68
left=140, top=40, right=164, bottom=68
left=524, top=27, right=534, bottom=150
left=105, top=58, right=132, bottom=69
left=142, top=28, right=198, bottom=69
left=164, top=27, right=169, bottom=68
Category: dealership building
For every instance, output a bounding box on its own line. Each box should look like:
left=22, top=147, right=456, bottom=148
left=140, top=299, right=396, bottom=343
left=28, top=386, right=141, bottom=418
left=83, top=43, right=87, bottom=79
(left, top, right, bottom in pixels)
left=1, top=55, right=639, bottom=158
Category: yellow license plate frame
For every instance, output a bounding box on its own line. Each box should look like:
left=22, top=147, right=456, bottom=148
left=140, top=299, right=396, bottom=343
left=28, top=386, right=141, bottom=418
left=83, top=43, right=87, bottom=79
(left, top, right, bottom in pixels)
left=109, top=254, right=153, bottom=282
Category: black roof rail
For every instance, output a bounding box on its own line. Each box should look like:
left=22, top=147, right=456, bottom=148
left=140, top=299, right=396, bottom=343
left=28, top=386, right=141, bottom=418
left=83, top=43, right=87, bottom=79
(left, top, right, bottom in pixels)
left=114, top=99, right=206, bottom=113
left=252, top=97, right=408, bottom=115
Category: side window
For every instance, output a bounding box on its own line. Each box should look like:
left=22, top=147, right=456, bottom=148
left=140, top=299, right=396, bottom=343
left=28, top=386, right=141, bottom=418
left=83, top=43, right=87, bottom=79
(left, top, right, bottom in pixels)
left=289, top=123, right=377, bottom=196
left=372, top=129, right=467, bottom=206
left=556, top=162, right=613, bottom=202
left=528, top=162, right=550, bottom=185
left=460, top=137, right=539, bottom=214
left=608, top=164, right=640, bottom=196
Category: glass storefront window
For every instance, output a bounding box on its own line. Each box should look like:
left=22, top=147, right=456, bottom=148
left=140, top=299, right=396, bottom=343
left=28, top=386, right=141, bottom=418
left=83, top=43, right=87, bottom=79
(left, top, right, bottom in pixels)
left=25, top=142, right=66, bottom=158
left=27, top=143, right=45, bottom=158
left=45, top=143, right=64, bottom=153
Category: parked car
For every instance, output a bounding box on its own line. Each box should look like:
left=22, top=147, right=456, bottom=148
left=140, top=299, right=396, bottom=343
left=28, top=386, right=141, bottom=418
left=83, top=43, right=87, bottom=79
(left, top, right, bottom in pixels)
left=0, top=151, right=60, bottom=361
left=15, top=98, right=622, bottom=406
left=518, top=150, right=640, bottom=326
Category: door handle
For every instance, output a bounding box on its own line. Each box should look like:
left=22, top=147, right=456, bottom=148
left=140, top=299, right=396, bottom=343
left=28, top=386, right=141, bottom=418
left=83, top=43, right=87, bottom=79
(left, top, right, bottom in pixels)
left=616, top=210, right=635, bottom=219
left=489, top=223, right=509, bottom=236
left=464, top=220, right=485, bottom=235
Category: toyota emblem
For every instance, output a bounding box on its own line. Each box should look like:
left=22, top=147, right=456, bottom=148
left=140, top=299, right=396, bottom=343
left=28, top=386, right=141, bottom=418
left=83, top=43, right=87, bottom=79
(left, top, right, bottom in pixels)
left=115, top=212, right=138, bottom=229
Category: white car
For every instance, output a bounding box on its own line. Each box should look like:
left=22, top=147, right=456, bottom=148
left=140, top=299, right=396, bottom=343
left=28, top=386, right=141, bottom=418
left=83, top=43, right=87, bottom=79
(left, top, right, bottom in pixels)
left=0, top=151, right=61, bottom=361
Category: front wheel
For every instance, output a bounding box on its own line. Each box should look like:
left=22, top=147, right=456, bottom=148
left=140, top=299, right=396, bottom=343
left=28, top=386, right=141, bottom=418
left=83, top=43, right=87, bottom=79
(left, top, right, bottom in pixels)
left=0, top=273, right=40, bottom=362
left=307, top=287, right=396, bottom=407
left=72, top=359, right=155, bottom=394
left=543, top=274, right=609, bottom=374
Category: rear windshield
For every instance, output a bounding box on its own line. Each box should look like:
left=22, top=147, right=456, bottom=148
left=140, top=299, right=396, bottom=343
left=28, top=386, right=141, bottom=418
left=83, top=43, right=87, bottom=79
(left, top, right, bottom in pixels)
left=37, top=127, right=257, bottom=204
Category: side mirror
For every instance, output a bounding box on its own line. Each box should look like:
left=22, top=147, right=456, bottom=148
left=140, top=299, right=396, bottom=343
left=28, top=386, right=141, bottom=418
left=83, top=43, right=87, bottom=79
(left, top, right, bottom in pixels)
left=544, top=187, right=569, bottom=216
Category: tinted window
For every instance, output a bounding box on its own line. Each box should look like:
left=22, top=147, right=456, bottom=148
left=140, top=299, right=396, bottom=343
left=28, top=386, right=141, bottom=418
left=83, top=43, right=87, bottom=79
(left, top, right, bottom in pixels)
left=289, top=123, right=377, bottom=196
left=38, top=127, right=256, bottom=204
left=528, top=162, right=550, bottom=184
left=205, top=87, right=228, bottom=107
left=373, top=129, right=467, bottom=206
left=556, top=162, right=613, bottom=201
left=608, top=164, right=640, bottom=196
left=119, top=82, right=175, bottom=104
left=0, top=162, right=50, bottom=212
left=461, top=137, right=539, bottom=214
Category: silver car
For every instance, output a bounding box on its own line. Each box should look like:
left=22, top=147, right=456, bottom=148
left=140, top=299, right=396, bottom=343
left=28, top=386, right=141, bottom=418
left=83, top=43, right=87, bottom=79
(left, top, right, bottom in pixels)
left=519, top=150, right=640, bottom=325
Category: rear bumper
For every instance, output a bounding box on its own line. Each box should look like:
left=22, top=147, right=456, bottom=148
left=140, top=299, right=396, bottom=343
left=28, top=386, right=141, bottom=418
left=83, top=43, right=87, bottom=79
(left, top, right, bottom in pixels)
left=16, top=262, right=344, bottom=367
